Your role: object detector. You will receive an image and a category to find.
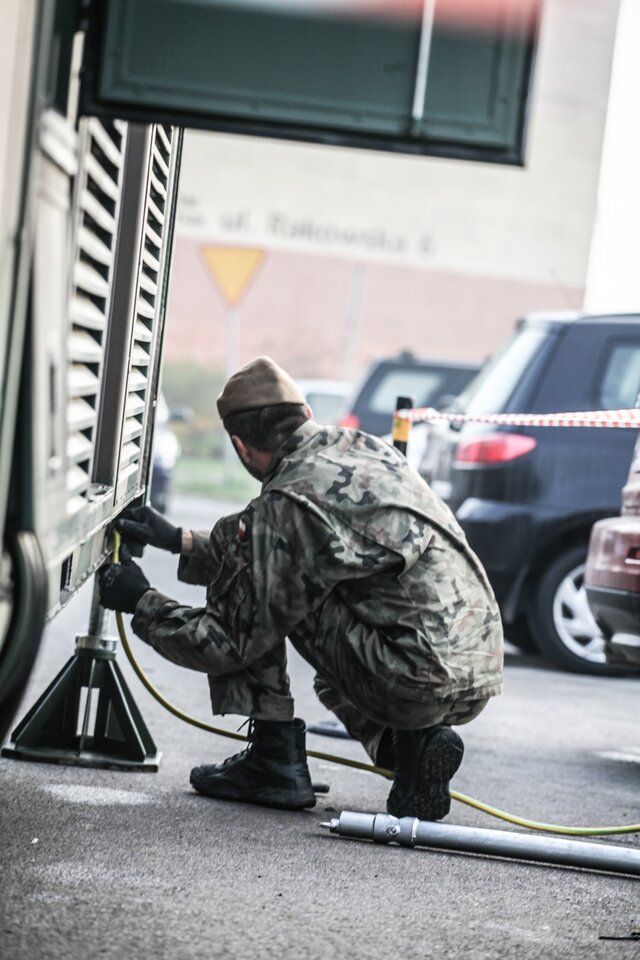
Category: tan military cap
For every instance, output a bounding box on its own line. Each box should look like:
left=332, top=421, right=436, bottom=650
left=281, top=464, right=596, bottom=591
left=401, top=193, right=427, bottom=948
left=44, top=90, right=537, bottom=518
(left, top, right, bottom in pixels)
left=216, top=356, right=306, bottom=418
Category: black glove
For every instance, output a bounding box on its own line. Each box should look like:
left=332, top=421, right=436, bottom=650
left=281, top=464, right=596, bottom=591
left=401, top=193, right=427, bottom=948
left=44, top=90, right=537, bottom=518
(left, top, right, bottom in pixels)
left=99, top=550, right=151, bottom=614
left=116, top=506, right=182, bottom=554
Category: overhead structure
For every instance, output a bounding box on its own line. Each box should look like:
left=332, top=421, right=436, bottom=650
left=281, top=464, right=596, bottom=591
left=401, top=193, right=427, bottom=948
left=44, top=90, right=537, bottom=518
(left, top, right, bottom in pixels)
left=81, top=0, right=539, bottom=165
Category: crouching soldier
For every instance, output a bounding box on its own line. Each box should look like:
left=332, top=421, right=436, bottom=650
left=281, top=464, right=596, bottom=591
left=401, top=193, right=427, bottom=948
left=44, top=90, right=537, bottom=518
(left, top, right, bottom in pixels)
left=99, top=357, right=503, bottom=819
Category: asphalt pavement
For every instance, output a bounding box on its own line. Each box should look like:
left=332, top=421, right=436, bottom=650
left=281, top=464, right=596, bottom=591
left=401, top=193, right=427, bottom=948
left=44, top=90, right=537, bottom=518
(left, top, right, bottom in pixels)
left=1, top=493, right=639, bottom=960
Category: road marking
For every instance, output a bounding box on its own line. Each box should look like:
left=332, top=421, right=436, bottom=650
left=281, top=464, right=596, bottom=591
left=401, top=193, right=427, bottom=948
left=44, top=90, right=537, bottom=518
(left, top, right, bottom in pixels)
left=42, top=784, right=153, bottom=805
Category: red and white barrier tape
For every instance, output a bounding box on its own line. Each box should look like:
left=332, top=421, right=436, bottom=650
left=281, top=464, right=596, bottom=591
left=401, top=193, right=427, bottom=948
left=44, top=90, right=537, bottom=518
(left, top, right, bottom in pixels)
left=395, top=407, right=640, bottom=429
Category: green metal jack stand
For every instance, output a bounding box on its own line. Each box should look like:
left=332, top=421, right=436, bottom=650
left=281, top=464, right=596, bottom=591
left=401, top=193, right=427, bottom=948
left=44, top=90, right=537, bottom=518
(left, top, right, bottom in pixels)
left=2, top=580, right=160, bottom=771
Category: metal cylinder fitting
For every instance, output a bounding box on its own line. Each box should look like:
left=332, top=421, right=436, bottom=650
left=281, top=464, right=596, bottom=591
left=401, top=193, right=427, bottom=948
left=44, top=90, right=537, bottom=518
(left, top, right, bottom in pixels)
left=75, top=578, right=117, bottom=658
left=76, top=635, right=117, bottom=656
left=320, top=811, right=640, bottom=877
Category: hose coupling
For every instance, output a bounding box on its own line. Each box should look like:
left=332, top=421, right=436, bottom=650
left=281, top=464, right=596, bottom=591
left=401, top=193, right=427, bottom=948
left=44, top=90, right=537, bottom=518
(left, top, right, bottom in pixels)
left=321, top=811, right=419, bottom=846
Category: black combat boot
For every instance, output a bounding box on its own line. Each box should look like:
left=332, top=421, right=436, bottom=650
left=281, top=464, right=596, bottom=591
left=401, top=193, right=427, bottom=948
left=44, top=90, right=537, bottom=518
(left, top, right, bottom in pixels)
left=189, top=718, right=316, bottom=810
left=386, top=726, right=464, bottom=821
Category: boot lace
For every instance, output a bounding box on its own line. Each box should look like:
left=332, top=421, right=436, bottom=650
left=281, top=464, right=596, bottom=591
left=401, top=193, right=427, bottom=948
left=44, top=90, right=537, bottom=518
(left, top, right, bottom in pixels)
left=218, top=719, right=255, bottom=767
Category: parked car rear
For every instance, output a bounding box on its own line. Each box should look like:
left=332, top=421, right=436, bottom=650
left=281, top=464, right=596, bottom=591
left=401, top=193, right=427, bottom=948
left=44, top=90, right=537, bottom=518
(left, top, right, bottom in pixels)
left=419, top=312, right=640, bottom=674
left=296, top=378, right=351, bottom=426
left=340, top=352, right=481, bottom=436
left=586, top=428, right=640, bottom=668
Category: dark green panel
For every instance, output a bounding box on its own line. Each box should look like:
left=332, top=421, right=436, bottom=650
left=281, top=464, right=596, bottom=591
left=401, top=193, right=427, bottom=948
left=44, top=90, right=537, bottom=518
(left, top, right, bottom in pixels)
left=100, top=0, right=419, bottom=134
left=48, top=0, right=80, bottom=112
left=83, top=0, right=537, bottom=164
left=420, top=26, right=529, bottom=148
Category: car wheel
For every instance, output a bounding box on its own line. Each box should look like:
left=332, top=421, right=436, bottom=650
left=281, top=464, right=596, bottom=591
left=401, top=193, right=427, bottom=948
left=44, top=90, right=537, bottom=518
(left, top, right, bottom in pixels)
left=528, top=544, right=626, bottom=675
left=0, top=532, right=48, bottom=741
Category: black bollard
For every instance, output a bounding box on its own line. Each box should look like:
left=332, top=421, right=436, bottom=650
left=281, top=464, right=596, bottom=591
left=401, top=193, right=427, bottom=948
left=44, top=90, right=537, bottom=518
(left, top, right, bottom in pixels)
left=392, top=395, right=414, bottom=456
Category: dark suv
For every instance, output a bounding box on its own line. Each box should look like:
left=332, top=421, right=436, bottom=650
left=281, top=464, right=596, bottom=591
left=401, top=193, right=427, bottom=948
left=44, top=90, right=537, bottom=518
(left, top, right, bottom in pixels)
left=419, top=312, right=640, bottom=675
left=339, top=352, right=481, bottom=436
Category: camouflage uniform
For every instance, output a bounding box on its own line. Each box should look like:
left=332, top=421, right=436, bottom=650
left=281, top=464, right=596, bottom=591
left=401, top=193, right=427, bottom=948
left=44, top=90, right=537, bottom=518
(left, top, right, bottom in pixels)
left=132, top=422, right=503, bottom=762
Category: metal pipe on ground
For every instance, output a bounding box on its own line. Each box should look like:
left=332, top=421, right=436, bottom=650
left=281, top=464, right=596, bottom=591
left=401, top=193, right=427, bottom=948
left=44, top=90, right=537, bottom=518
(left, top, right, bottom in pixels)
left=321, top=811, right=640, bottom=877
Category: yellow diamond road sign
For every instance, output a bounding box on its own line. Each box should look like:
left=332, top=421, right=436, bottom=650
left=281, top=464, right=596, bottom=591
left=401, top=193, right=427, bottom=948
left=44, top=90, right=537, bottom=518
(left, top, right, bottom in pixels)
left=201, top=246, right=265, bottom=306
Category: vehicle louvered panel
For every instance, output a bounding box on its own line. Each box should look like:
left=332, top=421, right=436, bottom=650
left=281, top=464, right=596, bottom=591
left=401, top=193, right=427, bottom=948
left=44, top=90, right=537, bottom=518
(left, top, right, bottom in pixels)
left=124, top=393, right=146, bottom=419
left=68, top=364, right=100, bottom=396
left=67, top=432, right=94, bottom=464
left=67, top=397, right=97, bottom=433
left=69, top=293, right=106, bottom=331
left=122, top=419, right=144, bottom=443
left=67, top=118, right=126, bottom=511
left=119, top=125, right=175, bottom=488
left=133, top=318, right=153, bottom=343
left=68, top=330, right=104, bottom=364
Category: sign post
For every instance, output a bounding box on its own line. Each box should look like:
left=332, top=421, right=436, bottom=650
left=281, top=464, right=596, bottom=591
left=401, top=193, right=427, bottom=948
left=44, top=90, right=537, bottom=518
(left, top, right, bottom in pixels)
left=201, top=246, right=265, bottom=477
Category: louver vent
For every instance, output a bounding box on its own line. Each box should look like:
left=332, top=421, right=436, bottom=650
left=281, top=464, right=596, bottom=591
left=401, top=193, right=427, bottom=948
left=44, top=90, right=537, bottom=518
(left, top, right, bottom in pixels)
left=118, top=125, right=174, bottom=488
left=67, top=118, right=126, bottom=512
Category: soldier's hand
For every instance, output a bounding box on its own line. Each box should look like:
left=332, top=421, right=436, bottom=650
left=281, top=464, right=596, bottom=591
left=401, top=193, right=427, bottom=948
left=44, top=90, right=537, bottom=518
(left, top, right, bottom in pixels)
left=116, top=505, right=182, bottom=554
left=99, top=548, right=152, bottom=614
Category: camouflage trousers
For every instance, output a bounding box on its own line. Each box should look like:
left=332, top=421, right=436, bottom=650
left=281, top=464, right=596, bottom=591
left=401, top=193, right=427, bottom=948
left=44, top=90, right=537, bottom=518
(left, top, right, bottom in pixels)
left=168, top=512, right=492, bottom=762
left=312, top=676, right=488, bottom=765
left=207, top=631, right=488, bottom=766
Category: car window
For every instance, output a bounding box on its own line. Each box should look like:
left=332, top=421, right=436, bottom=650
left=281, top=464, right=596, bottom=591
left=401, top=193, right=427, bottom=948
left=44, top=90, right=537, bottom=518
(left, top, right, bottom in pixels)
left=598, top=343, right=640, bottom=409
left=456, top=327, right=548, bottom=415
left=368, top=369, right=450, bottom=413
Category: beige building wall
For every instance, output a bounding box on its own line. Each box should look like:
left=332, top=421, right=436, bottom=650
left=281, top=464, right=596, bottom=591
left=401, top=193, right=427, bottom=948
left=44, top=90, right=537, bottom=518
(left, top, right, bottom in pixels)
left=585, top=0, right=640, bottom=312
left=166, top=0, right=621, bottom=381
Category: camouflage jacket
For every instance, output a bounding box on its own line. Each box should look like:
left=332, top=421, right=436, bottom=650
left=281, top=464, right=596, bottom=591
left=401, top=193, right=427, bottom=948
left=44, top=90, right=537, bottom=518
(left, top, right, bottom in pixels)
left=133, top=422, right=503, bottom=701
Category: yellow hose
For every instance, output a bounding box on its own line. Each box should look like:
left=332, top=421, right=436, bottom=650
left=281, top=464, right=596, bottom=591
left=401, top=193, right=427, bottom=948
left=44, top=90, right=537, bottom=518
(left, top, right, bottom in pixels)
left=112, top=533, right=640, bottom=837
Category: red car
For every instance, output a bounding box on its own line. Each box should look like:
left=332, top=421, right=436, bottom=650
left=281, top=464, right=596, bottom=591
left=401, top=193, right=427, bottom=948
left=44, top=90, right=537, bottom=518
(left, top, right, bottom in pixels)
left=586, top=432, right=640, bottom=667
